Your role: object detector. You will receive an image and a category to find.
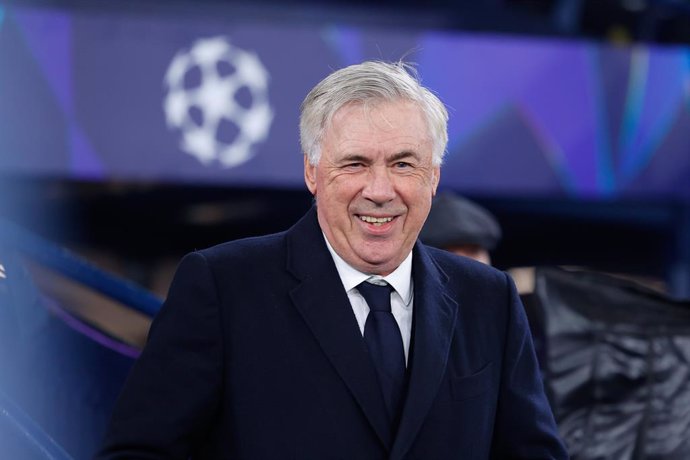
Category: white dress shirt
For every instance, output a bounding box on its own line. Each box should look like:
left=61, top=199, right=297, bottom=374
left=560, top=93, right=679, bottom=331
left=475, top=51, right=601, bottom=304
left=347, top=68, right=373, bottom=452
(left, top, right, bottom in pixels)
left=323, top=235, right=414, bottom=364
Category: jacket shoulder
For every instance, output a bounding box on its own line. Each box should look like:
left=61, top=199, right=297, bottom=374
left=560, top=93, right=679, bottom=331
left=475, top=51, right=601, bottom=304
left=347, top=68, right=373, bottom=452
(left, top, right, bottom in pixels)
left=201, top=231, right=286, bottom=255
left=192, top=231, right=288, bottom=270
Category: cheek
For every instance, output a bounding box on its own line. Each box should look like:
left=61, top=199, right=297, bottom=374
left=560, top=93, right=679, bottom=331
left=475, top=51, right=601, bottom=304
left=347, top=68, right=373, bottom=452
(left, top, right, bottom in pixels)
left=317, top=187, right=353, bottom=223
left=327, top=180, right=360, bottom=205
left=404, top=196, right=433, bottom=228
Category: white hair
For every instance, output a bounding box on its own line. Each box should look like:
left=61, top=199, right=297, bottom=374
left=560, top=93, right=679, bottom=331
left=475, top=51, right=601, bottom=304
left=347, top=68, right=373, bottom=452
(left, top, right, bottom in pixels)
left=300, top=60, right=449, bottom=166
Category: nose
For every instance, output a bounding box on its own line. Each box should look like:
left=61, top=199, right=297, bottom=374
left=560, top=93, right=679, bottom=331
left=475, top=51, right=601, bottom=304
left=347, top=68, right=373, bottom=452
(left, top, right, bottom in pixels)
left=362, top=165, right=396, bottom=204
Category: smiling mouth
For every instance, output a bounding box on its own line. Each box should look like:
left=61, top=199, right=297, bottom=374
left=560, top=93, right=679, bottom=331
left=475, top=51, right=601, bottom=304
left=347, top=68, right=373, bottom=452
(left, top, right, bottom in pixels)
left=358, top=215, right=394, bottom=226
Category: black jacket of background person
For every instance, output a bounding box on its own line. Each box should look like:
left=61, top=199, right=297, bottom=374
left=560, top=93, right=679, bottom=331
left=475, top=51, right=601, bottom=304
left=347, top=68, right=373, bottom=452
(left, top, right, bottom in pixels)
left=97, top=206, right=568, bottom=459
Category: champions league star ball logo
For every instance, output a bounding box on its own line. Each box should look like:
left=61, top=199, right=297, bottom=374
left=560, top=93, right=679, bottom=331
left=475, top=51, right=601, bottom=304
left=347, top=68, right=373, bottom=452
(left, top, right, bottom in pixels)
left=163, top=37, right=274, bottom=167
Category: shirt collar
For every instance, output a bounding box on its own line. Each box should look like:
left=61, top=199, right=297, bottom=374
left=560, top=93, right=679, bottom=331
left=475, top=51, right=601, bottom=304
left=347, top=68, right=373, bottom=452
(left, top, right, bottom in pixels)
left=322, top=233, right=413, bottom=307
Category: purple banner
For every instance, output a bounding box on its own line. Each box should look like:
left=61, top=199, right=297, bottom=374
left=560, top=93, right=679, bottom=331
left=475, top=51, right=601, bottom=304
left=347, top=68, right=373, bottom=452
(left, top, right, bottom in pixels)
left=1, top=3, right=689, bottom=200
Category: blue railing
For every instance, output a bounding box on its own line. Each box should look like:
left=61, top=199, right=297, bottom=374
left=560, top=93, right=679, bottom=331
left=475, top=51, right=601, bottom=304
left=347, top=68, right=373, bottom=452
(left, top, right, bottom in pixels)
left=0, top=218, right=160, bottom=459
left=0, top=219, right=162, bottom=317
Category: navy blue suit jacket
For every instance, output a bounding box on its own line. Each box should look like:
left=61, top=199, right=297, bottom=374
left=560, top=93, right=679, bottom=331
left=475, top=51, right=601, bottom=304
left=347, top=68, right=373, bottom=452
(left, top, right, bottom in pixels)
left=98, top=207, right=567, bottom=459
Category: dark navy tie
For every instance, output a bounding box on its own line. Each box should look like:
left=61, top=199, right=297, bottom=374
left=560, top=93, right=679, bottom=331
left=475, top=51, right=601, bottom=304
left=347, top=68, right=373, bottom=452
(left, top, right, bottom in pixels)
left=358, top=281, right=406, bottom=424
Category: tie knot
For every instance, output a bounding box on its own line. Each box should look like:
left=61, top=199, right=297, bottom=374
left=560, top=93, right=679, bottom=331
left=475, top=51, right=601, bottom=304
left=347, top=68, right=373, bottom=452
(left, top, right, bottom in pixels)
left=358, top=281, right=393, bottom=312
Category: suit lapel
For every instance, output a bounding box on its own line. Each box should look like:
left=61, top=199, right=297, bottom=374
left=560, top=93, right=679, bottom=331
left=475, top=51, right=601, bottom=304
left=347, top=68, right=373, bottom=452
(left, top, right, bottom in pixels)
left=391, top=243, right=459, bottom=460
left=286, top=208, right=393, bottom=449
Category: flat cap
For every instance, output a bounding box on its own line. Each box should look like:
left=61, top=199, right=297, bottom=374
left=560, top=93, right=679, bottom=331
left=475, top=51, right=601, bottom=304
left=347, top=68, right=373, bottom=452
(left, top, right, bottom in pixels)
left=420, top=192, right=502, bottom=251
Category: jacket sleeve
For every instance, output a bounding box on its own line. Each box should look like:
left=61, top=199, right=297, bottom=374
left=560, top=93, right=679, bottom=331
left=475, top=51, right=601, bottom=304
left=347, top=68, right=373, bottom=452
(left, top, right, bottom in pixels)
left=96, top=252, right=224, bottom=459
left=490, top=272, right=569, bottom=459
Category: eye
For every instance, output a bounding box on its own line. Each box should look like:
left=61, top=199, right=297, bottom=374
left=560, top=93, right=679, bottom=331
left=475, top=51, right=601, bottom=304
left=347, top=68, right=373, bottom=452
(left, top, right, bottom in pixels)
left=343, top=162, right=365, bottom=170
left=394, top=161, right=412, bottom=169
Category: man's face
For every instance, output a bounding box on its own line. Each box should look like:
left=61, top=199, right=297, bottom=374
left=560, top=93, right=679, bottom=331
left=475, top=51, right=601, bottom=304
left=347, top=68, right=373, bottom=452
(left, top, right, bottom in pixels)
left=304, top=100, right=440, bottom=276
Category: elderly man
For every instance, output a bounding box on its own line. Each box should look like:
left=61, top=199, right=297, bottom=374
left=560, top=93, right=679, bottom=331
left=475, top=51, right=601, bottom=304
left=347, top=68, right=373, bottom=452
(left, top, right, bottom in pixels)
left=98, top=61, right=567, bottom=459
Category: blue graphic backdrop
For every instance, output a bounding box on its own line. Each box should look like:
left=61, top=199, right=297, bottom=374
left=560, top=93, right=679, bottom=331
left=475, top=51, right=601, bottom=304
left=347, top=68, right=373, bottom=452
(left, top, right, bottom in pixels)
left=0, top=3, right=688, bottom=200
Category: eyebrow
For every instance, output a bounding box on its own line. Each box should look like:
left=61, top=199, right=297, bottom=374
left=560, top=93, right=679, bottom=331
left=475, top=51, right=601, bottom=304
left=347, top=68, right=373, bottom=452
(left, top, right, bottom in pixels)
left=389, top=151, right=420, bottom=162
left=338, top=150, right=420, bottom=164
left=339, top=154, right=370, bottom=164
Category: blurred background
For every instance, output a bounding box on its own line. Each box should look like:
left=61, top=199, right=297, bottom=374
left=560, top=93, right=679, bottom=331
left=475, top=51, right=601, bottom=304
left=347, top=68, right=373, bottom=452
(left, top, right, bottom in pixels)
left=1, top=0, right=690, bottom=458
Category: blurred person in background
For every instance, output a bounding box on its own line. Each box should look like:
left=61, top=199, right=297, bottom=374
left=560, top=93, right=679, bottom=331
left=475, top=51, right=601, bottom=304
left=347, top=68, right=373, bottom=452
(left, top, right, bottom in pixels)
left=98, top=61, right=566, bottom=459
left=419, top=191, right=502, bottom=266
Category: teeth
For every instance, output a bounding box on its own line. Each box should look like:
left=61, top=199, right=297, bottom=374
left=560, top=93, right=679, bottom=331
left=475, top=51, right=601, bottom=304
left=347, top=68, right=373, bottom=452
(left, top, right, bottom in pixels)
left=359, top=216, right=393, bottom=225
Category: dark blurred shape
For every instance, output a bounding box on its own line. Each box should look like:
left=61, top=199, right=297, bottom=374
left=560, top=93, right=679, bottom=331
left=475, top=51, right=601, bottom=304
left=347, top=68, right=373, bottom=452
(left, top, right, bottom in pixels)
left=0, top=220, right=161, bottom=459
left=531, top=266, right=690, bottom=459
left=420, top=191, right=502, bottom=264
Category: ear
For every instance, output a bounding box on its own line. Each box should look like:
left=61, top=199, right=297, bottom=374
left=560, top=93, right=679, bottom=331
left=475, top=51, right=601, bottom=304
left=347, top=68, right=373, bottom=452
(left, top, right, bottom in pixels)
left=431, top=166, right=440, bottom=196
left=304, top=155, right=317, bottom=196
